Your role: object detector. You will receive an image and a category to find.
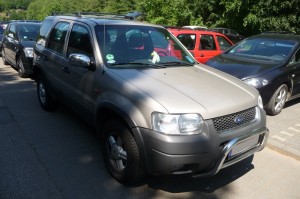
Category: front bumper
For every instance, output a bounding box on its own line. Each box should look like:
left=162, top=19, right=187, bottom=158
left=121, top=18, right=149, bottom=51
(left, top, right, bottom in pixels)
left=132, top=108, right=269, bottom=176
left=193, top=128, right=268, bottom=177
left=21, top=56, right=34, bottom=74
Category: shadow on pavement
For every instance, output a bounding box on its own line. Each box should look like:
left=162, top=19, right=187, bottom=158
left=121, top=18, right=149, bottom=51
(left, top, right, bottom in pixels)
left=284, top=97, right=300, bottom=108
left=143, top=155, right=254, bottom=193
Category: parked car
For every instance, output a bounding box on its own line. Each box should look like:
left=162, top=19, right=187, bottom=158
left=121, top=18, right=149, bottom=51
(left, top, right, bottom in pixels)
left=206, top=33, right=300, bottom=115
left=0, top=21, right=9, bottom=29
left=1, top=21, right=41, bottom=77
left=210, top=28, right=244, bottom=44
left=33, top=13, right=268, bottom=184
left=168, top=28, right=233, bottom=63
left=0, top=25, right=4, bottom=51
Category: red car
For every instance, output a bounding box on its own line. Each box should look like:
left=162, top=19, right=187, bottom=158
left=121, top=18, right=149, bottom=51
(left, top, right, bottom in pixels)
left=168, top=28, right=233, bottom=63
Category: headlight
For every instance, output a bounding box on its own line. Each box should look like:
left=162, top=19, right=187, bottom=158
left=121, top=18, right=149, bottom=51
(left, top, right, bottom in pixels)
left=151, top=113, right=204, bottom=135
left=258, top=95, right=264, bottom=109
left=243, top=78, right=268, bottom=88
left=23, top=47, right=33, bottom=58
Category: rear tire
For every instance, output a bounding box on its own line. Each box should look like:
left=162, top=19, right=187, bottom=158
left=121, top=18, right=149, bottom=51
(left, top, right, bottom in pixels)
left=102, top=119, right=146, bottom=185
left=266, top=84, right=288, bottom=116
left=36, top=74, right=58, bottom=111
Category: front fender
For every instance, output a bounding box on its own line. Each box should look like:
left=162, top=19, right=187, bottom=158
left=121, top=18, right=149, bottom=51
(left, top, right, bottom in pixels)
left=95, top=90, right=166, bottom=129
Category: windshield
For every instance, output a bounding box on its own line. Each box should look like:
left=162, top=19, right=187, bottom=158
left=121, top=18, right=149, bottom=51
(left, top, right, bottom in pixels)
left=226, top=38, right=296, bottom=62
left=18, top=24, right=41, bottom=41
left=95, top=25, right=196, bottom=68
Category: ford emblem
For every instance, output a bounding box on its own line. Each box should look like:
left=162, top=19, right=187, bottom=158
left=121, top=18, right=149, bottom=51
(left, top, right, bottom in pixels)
left=234, top=116, right=244, bottom=124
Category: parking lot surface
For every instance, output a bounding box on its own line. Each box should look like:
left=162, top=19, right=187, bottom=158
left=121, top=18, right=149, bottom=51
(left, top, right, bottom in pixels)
left=267, top=98, right=300, bottom=160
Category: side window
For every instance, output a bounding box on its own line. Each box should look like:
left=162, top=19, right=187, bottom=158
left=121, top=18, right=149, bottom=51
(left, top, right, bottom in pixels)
left=67, top=24, right=93, bottom=57
left=8, top=24, right=16, bottom=38
left=199, top=34, right=216, bottom=50
left=177, top=34, right=196, bottom=50
left=48, top=21, right=70, bottom=54
left=216, top=35, right=232, bottom=51
left=36, top=19, right=53, bottom=47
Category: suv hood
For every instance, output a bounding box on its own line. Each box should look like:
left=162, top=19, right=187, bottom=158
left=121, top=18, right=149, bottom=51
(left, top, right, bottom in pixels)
left=206, top=54, right=283, bottom=79
left=111, top=64, right=258, bottom=119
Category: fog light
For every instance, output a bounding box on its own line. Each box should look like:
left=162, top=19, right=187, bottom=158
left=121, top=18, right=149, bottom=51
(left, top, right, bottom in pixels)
left=173, top=164, right=184, bottom=171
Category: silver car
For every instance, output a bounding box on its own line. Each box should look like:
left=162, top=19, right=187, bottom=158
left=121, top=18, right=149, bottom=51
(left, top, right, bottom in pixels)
left=33, top=14, right=269, bottom=185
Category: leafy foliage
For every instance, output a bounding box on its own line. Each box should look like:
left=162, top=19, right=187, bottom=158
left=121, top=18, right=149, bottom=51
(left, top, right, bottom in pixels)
left=0, top=0, right=299, bottom=36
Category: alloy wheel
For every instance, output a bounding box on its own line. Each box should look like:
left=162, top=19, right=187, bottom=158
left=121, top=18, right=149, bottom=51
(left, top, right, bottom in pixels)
left=106, top=133, right=127, bottom=172
left=274, top=86, right=287, bottom=112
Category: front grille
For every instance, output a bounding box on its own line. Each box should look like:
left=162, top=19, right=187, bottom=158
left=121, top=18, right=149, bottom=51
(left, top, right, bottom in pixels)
left=212, top=107, right=256, bottom=132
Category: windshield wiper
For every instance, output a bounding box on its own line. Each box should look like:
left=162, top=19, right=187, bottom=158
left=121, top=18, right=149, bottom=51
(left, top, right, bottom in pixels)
left=109, top=62, right=166, bottom=68
left=160, top=61, right=194, bottom=66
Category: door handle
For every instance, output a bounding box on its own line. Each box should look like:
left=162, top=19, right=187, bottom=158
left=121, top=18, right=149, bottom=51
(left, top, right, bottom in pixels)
left=62, top=66, right=70, bottom=74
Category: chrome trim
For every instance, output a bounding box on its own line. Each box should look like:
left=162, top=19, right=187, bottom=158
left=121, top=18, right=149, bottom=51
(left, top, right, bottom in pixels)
left=192, top=127, right=269, bottom=178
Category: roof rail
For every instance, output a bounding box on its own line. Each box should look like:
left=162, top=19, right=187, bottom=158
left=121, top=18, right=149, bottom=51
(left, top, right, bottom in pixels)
left=50, top=11, right=144, bottom=20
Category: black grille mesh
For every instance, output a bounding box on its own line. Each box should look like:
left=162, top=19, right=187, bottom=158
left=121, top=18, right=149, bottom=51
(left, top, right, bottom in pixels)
left=212, top=107, right=256, bottom=132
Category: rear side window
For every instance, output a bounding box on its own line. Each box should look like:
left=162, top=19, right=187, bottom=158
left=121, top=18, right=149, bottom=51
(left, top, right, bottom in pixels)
left=36, top=20, right=53, bottom=46
left=216, top=35, right=232, bottom=50
left=48, top=21, right=70, bottom=54
left=67, top=24, right=93, bottom=57
left=199, top=34, right=216, bottom=50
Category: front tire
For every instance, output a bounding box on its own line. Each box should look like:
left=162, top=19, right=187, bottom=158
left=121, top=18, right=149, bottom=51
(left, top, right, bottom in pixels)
left=17, top=56, right=28, bottom=78
left=36, top=74, right=58, bottom=111
left=102, top=119, right=145, bottom=184
left=266, top=84, right=288, bottom=116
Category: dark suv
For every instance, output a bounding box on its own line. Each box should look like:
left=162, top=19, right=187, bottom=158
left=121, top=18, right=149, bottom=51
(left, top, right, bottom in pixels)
left=1, top=21, right=41, bottom=77
left=33, top=13, right=268, bottom=184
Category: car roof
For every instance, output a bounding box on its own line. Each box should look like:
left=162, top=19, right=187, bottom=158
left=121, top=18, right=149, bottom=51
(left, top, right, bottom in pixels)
left=9, top=21, right=41, bottom=25
left=249, top=33, right=300, bottom=42
left=45, top=14, right=162, bottom=28
left=182, top=25, right=207, bottom=30
left=168, top=28, right=226, bottom=36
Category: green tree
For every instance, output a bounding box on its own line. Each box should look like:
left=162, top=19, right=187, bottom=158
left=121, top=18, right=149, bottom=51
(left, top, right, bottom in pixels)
left=244, top=0, right=300, bottom=34
left=104, top=0, right=137, bottom=13
left=22, top=0, right=300, bottom=36
left=140, top=0, right=194, bottom=26
left=27, top=0, right=44, bottom=20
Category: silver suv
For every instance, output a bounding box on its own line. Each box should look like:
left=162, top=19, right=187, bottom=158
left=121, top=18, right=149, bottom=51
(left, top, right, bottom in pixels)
left=33, top=13, right=269, bottom=184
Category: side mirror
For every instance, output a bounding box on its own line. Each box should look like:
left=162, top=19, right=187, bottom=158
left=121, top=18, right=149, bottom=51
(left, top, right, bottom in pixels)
left=69, top=53, right=96, bottom=71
